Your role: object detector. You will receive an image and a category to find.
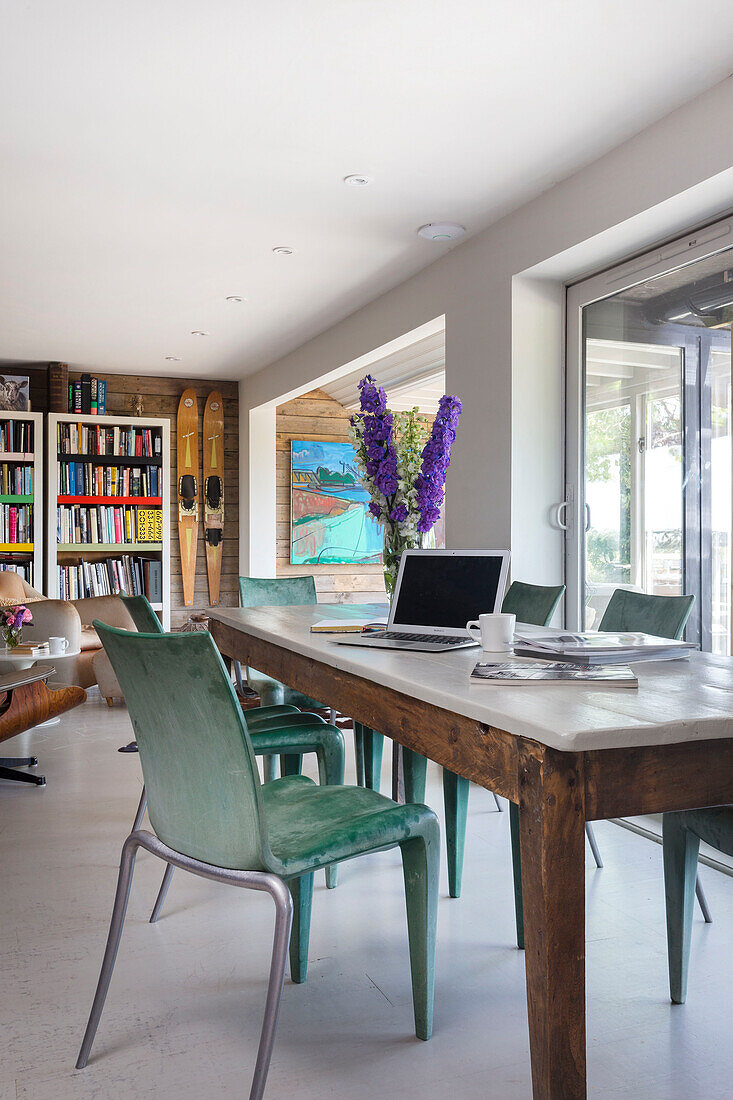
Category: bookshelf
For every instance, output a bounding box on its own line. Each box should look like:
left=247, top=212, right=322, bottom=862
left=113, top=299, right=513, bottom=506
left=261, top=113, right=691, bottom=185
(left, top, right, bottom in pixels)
left=0, top=411, right=43, bottom=587
left=47, top=413, right=171, bottom=628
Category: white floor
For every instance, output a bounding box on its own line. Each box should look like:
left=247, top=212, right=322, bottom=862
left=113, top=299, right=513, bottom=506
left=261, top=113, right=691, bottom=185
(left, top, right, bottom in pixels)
left=1, top=692, right=731, bottom=1100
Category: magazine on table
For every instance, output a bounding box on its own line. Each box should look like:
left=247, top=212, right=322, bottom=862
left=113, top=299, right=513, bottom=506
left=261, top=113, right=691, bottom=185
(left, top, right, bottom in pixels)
left=513, top=630, right=694, bottom=665
left=470, top=659, right=638, bottom=688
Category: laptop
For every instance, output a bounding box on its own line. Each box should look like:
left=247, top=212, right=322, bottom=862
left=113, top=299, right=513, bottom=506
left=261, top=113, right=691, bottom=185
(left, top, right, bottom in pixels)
left=334, top=548, right=510, bottom=652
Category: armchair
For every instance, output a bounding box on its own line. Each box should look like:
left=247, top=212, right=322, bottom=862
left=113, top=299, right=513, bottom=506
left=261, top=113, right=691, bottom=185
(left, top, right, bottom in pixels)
left=0, top=571, right=134, bottom=688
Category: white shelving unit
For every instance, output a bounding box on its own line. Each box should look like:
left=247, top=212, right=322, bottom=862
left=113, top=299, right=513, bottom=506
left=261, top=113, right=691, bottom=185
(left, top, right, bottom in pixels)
left=0, top=410, right=44, bottom=588
left=46, top=413, right=171, bottom=628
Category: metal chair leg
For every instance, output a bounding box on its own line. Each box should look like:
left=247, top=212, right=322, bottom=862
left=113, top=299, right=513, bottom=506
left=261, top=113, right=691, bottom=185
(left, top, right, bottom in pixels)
left=585, top=822, right=603, bottom=867
left=76, top=833, right=140, bottom=1069
left=695, top=874, right=713, bottom=923
left=132, top=787, right=147, bottom=832
left=150, top=863, right=175, bottom=924
left=248, top=877, right=293, bottom=1100
left=77, top=831, right=294, bottom=1100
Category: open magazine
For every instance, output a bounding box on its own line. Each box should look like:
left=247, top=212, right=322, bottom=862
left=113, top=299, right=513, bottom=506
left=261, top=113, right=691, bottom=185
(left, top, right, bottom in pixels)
left=513, top=631, right=694, bottom=665
left=470, top=660, right=638, bottom=687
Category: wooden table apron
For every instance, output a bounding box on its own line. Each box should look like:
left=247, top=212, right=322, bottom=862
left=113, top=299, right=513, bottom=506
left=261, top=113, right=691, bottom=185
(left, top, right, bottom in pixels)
left=211, top=618, right=733, bottom=1100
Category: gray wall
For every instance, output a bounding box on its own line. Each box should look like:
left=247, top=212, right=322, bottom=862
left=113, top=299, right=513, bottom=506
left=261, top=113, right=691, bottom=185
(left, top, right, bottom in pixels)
left=239, top=76, right=733, bottom=589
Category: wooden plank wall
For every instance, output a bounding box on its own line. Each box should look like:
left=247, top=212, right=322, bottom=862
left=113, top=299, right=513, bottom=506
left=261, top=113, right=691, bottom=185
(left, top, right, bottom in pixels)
left=276, top=388, right=386, bottom=604
left=64, top=371, right=239, bottom=627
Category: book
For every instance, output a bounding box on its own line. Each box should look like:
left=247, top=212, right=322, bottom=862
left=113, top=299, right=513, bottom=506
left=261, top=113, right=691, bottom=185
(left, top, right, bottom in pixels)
left=90, top=376, right=98, bottom=415
left=310, top=618, right=387, bottom=634
left=80, top=374, right=92, bottom=415
left=470, top=660, right=638, bottom=688
left=98, top=379, right=107, bottom=415
left=513, top=630, right=694, bottom=665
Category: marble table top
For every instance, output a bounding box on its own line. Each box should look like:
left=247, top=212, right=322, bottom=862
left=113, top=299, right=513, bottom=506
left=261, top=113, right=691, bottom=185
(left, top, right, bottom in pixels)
left=211, top=603, right=733, bottom=753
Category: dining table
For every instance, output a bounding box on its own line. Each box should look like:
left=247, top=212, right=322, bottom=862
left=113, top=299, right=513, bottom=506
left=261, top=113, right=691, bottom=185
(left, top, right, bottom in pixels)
left=210, top=602, right=733, bottom=1100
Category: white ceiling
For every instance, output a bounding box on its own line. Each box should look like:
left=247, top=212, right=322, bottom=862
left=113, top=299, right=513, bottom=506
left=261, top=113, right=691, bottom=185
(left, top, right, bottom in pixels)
left=3, top=1, right=733, bottom=381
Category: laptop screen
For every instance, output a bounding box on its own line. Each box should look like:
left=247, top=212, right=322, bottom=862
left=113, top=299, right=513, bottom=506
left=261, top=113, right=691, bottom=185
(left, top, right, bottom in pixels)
left=391, top=551, right=508, bottom=631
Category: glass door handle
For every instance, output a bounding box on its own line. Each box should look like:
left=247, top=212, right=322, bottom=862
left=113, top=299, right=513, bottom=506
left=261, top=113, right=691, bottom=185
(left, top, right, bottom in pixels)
left=553, top=502, right=569, bottom=530
left=585, top=503, right=592, bottom=531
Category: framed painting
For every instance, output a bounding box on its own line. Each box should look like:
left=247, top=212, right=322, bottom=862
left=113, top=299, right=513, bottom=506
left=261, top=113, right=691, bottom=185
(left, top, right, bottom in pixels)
left=290, top=439, right=382, bottom=565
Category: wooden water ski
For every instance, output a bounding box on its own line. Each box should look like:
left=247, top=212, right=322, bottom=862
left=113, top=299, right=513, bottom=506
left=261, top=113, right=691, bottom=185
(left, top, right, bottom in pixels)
left=203, top=390, right=224, bottom=605
left=177, top=389, right=199, bottom=607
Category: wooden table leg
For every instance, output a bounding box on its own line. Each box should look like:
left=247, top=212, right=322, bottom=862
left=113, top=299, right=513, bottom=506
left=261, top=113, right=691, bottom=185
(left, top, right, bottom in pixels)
left=518, top=740, right=587, bottom=1099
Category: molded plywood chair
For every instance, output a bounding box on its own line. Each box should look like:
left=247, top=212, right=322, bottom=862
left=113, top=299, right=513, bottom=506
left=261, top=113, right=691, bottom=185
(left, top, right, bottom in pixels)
left=663, top=806, right=733, bottom=1003
left=76, top=626, right=439, bottom=1099
left=120, top=595, right=345, bottom=896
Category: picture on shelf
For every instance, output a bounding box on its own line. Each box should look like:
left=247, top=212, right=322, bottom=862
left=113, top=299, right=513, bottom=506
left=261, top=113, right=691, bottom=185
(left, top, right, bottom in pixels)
left=0, top=376, right=30, bottom=412
left=290, top=439, right=382, bottom=565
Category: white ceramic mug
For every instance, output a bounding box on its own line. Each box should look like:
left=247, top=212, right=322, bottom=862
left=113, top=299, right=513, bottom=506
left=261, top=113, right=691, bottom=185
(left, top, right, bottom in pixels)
left=465, top=612, right=516, bottom=652
left=48, top=636, right=69, bottom=656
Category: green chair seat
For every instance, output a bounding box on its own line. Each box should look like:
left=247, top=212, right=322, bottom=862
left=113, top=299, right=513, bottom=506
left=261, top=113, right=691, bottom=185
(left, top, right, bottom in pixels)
left=262, top=774, right=435, bottom=875
left=246, top=668, right=324, bottom=712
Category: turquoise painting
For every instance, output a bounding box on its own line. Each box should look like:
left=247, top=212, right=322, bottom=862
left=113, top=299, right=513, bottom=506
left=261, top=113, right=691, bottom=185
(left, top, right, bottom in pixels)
left=290, top=439, right=382, bottom=565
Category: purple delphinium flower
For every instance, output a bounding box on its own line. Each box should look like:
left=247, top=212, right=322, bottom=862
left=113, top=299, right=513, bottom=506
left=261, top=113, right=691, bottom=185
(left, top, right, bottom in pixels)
left=390, top=503, right=408, bottom=524
left=353, top=377, right=400, bottom=503
left=368, top=501, right=381, bottom=519
left=415, top=395, right=462, bottom=533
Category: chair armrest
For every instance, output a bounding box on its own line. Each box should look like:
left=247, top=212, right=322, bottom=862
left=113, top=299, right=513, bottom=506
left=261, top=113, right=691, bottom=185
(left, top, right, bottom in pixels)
left=72, top=595, right=136, bottom=630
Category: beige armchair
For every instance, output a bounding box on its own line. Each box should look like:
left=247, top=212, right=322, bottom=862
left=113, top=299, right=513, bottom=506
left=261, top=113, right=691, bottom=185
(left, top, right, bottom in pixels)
left=0, top=572, right=135, bottom=688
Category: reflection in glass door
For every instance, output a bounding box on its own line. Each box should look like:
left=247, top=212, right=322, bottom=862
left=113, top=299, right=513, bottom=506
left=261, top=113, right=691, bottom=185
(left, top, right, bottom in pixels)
left=568, top=231, right=733, bottom=652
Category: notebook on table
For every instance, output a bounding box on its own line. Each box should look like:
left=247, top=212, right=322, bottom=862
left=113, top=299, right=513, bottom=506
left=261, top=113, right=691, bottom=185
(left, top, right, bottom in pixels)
left=333, top=548, right=510, bottom=652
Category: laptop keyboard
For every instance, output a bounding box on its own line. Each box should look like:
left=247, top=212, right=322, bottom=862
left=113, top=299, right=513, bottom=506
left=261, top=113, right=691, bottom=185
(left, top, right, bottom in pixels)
left=368, top=631, right=470, bottom=645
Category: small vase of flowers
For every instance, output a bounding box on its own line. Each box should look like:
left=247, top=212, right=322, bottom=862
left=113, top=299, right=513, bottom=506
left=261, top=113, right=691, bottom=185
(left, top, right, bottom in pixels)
left=2, top=605, right=33, bottom=650
left=348, top=375, right=462, bottom=602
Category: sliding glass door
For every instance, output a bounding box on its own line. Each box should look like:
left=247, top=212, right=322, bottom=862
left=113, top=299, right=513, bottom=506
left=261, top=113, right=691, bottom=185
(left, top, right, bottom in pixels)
left=566, top=220, right=733, bottom=652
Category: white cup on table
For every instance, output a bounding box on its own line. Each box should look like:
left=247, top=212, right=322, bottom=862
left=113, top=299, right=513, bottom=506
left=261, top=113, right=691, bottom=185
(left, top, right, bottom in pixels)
left=465, top=613, right=516, bottom=652
left=48, top=636, right=69, bottom=656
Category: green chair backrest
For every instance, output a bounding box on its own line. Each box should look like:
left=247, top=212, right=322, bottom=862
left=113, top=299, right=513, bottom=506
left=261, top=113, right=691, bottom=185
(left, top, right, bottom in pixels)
left=239, top=575, right=317, bottom=608
left=598, top=589, right=694, bottom=640
left=120, top=593, right=164, bottom=634
left=95, top=622, right=271, bottom=871
left=502, top=581, right=565, bottom=627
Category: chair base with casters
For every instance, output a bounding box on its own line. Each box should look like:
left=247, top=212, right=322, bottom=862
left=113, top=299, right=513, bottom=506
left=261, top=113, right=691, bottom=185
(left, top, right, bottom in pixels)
left=663, top=806, right=732, bottom=1004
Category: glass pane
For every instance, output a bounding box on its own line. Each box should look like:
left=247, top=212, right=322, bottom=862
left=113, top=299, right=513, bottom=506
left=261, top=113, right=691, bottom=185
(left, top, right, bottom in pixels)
left=584, top=337, right=683, bottom=628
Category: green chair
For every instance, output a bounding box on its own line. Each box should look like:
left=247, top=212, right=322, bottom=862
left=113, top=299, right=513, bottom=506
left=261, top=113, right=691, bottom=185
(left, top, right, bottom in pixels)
left=76, top=626, right=439, bottom=1099
left=510, top=587, right=705, bottom=949
left=359, top=582, right=567, bottom=802
left=663, top=806, right=732, bottom=1003
left=121, top=595, right=344, bottom=895
left=598, top=588, right=694, bottom=637
left=436, top=582, right=568, bottom=900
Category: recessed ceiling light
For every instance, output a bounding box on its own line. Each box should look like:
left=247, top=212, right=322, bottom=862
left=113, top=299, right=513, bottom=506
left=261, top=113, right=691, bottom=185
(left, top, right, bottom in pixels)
left=190, top=330, right=209, bottom=336
left=272, top=246, right=294, bottom=255
left=344, top=174, right=371, bottom=187
left=417, top=223, right=466, bottom=242
left=165, top=355, right=182, bottom=361
left=225, top=295, right=245, bottom=303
